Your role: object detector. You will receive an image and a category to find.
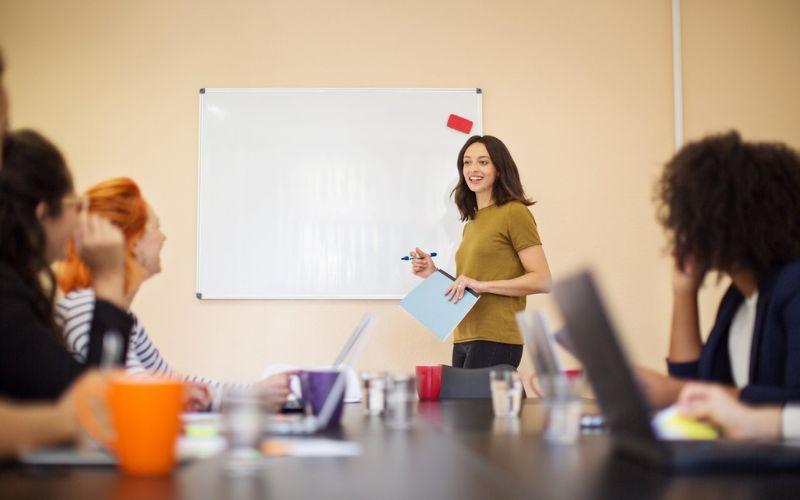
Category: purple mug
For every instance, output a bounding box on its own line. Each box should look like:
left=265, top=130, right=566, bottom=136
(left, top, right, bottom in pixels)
left=299, top=370, right=346, bottom=427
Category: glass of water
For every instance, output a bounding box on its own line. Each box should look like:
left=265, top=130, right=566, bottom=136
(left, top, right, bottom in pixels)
left=543, top=375, right=583, bottom=444
left=385, top=374, right=415, bottom=429
left=362, top=372, right=388, bottom=416
left=490, top=370, right=523, bottom=418
left=221, top=386, right=266, bottom=473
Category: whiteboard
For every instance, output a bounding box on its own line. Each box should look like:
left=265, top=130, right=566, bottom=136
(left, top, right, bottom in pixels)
left=196, top=88, right=483, bottom=299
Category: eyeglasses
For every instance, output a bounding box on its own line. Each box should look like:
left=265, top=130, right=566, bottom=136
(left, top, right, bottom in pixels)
left=61, top=194, right=88, bottom=213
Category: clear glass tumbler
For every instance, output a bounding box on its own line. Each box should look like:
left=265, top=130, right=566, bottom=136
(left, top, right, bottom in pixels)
left=221, top=386, right=266, bottom=474
left=490, top=370, right=523, bottom=418
left=543, top=376, right=582, bottom=444
left=385, top=374, right=415, bottom=429
left=362, top=372, right=388, bottom=416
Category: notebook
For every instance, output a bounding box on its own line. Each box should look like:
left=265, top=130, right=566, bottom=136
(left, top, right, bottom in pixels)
left=400, top=270, right=480, bottom=341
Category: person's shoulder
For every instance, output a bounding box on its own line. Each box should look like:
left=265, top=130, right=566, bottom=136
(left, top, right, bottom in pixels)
left=58, top=288, right=96, bottom=307
left=0, top=263, right=39, bottom=307
left=500, top=200, right=535, bottom=221
left=770, top=261, right=800, bottom=301
left=0, top=263, right=26, bottom=294
left=503, top=200, right=529, bottom=211
left=55, top=288, right=96, bottom=315
left=777, top=260, right=800, bottom=280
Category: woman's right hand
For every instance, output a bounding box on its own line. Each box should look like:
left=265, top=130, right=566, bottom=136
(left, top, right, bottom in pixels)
left=62, top=370, right=115, bottom=444
left=672, top=255, right=705, bottom=295
left=256, top=372, right=293, bottom=413
left=74, top=212, right=126, bottom=307
left=410, top=247, right=436, bottom=279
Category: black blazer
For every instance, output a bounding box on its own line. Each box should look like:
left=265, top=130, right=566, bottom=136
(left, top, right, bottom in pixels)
left=668, top=260, right=800, bottom=405
left=0, top=263, right=131, bottom=402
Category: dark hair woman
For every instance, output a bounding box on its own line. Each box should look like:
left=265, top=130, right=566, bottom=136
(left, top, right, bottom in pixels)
left=410, top=135, right=551, bottom=368
left=0, top=129, right=132, bottom=401
left=638, top=131, right=800, bottom=408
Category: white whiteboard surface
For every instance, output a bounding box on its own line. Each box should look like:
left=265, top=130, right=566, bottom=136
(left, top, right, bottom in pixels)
left=197, top=88, right=483, bottom=299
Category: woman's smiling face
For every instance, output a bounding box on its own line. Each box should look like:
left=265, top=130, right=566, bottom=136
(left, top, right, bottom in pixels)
left=462, top=141, right=497, bottom=195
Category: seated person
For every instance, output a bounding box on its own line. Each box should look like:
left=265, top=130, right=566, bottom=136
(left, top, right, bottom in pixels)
left=0, top=51, right=157, bottom=462
left=639, top=131, right=800, bottom=407
left=55, top=177, right=289, bottom=411
left=0, top=130, right=132, bottom=401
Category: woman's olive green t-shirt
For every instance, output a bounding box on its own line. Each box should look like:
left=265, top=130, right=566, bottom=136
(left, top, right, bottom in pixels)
left=454, top=201, right=542, bottom=345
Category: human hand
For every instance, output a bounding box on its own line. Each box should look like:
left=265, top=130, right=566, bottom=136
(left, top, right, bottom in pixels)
left=410, top=247, right=437, bottom=279
left=672, top=255, right=706, bottom=295
left=677, top=383, right=781, bottom=440
left=256, top=372, right=293, bottom=413
left=444, top=275, right=483, bottom=304
left=74, top=211, right=126, bottom=307
left=64, top=370, right=117, bottom=445
left=183, top=382, right=213, bottom=412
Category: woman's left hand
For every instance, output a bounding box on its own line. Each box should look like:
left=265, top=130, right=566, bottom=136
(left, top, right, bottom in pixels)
left=445, top=275, right=484, bottom=303
left=677, top=383, right=780, bottom=439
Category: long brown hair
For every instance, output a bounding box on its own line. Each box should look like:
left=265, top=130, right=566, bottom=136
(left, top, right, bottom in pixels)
left=0, top=130, right=74, bottom=328
left=451, top=135, right=533, bottom=221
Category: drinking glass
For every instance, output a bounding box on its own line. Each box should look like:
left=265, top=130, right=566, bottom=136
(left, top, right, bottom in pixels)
left=490, top=370, right=523, bottom=418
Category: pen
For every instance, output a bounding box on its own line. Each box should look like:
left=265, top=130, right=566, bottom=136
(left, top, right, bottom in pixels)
left=401, top=252, right=437, bottom=261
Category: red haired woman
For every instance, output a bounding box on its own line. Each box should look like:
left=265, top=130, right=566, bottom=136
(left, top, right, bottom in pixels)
left=55, top=177, right=290, bottom=411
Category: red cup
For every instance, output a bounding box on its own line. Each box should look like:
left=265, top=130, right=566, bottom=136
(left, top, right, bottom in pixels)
left=415, top=365, right=443, bottom=401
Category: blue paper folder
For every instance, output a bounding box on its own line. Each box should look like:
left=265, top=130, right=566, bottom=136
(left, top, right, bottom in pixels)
left=400, top=270, right=480, bottom=341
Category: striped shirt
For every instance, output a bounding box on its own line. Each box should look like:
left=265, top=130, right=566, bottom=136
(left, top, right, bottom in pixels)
left=54, top=288, right=233, bottom=409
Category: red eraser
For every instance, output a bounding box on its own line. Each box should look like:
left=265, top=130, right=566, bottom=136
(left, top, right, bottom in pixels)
left=447, top=114, right=473, bottom=134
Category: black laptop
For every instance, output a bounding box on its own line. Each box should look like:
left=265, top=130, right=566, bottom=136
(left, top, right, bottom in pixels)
left=552, top=270, right=800, bottom=473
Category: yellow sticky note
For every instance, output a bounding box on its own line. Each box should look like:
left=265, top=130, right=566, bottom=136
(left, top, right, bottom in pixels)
left=663, top=413, right=719, bottom=440
left=185, top=424, right=218, bottom=438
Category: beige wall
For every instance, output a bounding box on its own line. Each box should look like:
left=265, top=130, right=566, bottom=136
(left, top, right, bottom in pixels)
left=681, top=0, right=800, bottom=345
left=0, top=0, right=797, bottom=385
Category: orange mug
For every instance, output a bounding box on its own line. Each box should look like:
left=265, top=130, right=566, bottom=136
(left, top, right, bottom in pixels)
left=76, top=374, right=185, bottom=476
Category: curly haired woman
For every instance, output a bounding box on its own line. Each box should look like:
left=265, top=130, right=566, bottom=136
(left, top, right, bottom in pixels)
left=639, top=131, right=800, bottom=408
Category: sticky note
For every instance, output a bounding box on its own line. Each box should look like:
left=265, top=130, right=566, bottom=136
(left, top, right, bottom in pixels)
left=653, top=405, right=719, bottom=440
left=447, top=114, right=473, bottom=134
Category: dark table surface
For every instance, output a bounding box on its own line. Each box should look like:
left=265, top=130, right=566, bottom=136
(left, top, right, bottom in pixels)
left=2, top=399, right=800, bottom=500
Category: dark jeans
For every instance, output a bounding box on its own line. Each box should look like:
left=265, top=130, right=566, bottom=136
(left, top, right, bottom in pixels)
left=452, top=340, right=523, bottom=369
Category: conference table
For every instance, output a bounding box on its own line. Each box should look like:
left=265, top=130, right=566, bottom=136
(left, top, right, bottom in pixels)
left=2, top=399, right=800, bottom=499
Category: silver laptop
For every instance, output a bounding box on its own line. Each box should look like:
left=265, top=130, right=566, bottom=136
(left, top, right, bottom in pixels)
left=516, top=310, right=564, bottom=387
left=265, top=313, right=374, bottom=435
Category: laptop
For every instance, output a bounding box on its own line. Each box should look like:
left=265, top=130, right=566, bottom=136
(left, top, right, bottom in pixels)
left=280, top=311, right=371, bottom=410
left=516, top=310, right=565, bottom=397
left=265, top=313, right=374, bottom=435
left=552, top=270, right=800, bottom=473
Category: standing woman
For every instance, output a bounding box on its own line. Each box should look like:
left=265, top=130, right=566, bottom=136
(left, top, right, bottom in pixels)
left=411, top=135, right=551, bottom=368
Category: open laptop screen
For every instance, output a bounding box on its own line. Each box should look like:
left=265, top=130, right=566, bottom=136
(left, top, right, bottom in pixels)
left=552, top=271, right=657, bottom=443
left=332, top=314, right=372, bottom=368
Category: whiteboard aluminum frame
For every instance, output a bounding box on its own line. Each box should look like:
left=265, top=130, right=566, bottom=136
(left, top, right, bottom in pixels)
left=196, top=87, right=483, bottom=300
